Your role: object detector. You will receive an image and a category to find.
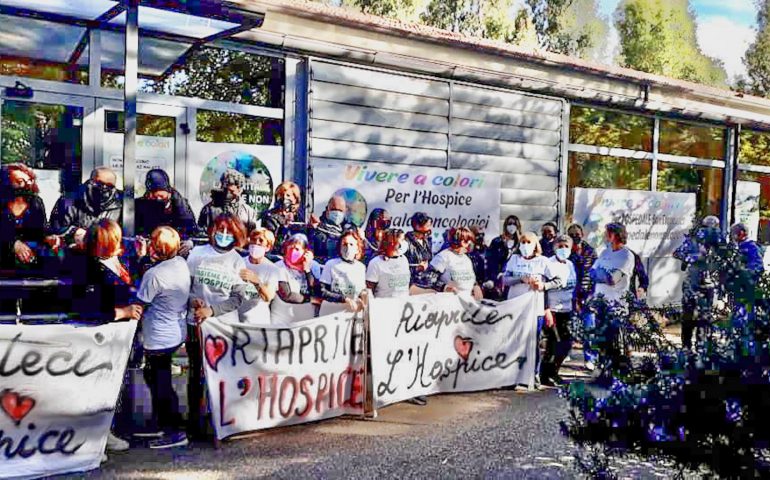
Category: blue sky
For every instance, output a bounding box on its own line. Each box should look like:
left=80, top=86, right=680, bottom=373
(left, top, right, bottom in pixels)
left=597, top=0, right=758, bottom=81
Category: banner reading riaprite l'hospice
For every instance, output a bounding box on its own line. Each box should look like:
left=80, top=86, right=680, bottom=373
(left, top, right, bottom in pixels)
left=572, top=188, right=696, bottom=257
left=200, top=312, right=366, bottom=440
left=369, top=293, right=538, bottom=408
left=1, top=321, right=137, bottom=480
left=312, top=161, right=501, bottom=251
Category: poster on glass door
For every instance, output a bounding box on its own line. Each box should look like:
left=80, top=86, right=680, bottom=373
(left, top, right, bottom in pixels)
left=102, top=133, right=175, bottom=197
left=735, top=180, right=761, bottom=242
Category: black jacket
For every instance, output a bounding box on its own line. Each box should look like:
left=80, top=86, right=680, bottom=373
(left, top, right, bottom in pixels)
left=405, top=231, right=433, bottom=284
left=486, top=235, right=518, bottom=281
left=49, top=181, right=122, bottom=235
left=310, top=214, right=356, bottom=264
left=0, top=194, right=47, bottom=269
left=136, top=189, right=202, bottom=238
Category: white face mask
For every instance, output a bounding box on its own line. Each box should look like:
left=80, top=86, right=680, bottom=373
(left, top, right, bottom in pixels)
left=341, top=244, right=358, bottom=262
left=506, top=224, right=517, bottom=235
left=249, top=244, right=266, bottom=260
left=555, top=247, right=571, bottom=261
left=519, top=243, right=535, bottom=258
left=397, top=240, right=409, bottom=257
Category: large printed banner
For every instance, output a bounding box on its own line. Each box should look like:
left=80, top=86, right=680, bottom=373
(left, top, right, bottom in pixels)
left=572, top=188, right=696, bottom=258
left=313, top=161, right=501, bottom=251
left=369, top=293, right=538, bottom=408
left=1, top=321, right=137, bottom=480
left=200, top=312, right=366, bottom=440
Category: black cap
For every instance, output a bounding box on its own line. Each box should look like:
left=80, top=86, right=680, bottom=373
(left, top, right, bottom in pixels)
left=145, top=169, right=171, bottom=192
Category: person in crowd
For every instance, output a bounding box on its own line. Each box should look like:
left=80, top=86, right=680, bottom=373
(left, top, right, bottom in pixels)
left=238, top=228, right=279, bottom=324
left=82, top=218, right=142, bottom=455
left=404, top=212, right=434, bottom=284
left=311, top=195, right=355, bottom=264
left=674, top=216, right=722, bottom=349
left=261, top=181, right=310, bottom=251
left=0, top=163, right=47, bottom=269
left=49, top=166, right=122, bottom=243
left=186, top=214, right=251, bottom=438
left=629, top=248, right=649, bottom=301
left=271, top=233, right=318, bottom=325
left=136, top=169, right=202, bottom=242
left=584, top=222, right=635, bottom=371
left=468, top=226, right=487, bottom=290
left=135, top=226, right=190, bottom=449
left=424, top=226, right=483, bottom=300
left=319, top=230, right=367, bottom=315
left=366, top=228, right=412, bottom=299
left=502, top=231, right=561, bottom=387
left=485, top=215, right=522, bottom=300
left=363, top=208, right=392, bottom=262
left=540, top=221, right=558, bottom=258
left=731, top=223, right=764, bottom=276
left=730, top=222, right=765, bottom=330
left=541, top=235, right=576, bottom=386
left=198, top=169, right=258, bottom=234
left=567, top=223, right=597, bottom=312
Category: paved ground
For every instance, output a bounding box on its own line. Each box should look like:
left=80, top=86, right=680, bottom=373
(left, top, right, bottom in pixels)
left=81, top=340, right=696, bottom=480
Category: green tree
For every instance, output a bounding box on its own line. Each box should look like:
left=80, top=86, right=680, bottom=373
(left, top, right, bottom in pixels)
left=420, top=0, right=521, bottom=42
left=614, top=0, right=727, bottom=87
left=527, top=0, right=609, bottom=60
left=340, top=0, right=423, bottom=21
left=744, top=0, right=770, bottom=97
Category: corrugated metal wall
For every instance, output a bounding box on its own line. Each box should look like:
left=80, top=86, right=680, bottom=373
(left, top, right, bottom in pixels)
left=308, top=60, right=565, bottom=230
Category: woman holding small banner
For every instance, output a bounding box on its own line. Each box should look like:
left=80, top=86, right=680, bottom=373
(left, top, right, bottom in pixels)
left=319, top=230, right=367, bottom=315
left=271, top=233, right=318, bottom=325
left=502, top=231, right=562, bottom=387
left=424, top=226, right=483, bottom=300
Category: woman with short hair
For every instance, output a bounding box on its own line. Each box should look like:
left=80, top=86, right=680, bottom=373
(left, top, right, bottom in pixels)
left=319, top=230, right=367, bottom=315
left=366, top=228, right=412, bottom=299
left=271, top=233, right=318, bottom=325
left=425, top=227, right=483, bottom=300
left=238, top=228, right=280, bottom=325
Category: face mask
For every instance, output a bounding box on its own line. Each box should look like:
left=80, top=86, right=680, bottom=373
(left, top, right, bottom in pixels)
left=519, top=243, right=535, bottom=257
left=569, top=235, right=581, bottom=245
left=506, top=239, right=515, bottom=249
left=555, top=247, right=571, bottom=261
left=214, top=232, right=234, bottom=249
left=327, top=210, right=345, bottom=226
left=278, top=197, right=296, bottom=212
left=376, top=220, right=391, bottom=230
left=88, top=181, right=115, bottom=205
left=249, top=244, right=266, bottom=260
left=506, top=224, right=517, bottom=235
left=288, top=248, right=304, bottom=265
left=341, top=245, right=358, bottom=262
left=396, top=240, right=409, bottom=257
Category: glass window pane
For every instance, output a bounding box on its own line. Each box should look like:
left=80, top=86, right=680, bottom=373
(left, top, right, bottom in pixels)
left=109, top=7, right=239, bottom=39
left=659, top=120, right=725, bottom=159
left=196, top=110, right=283, bottom=145
left=569, top=106, right=653, bottom=151
left=0, top=0, right=117, bottom=20
left=657, top=162, right=723, bottom=217
left=100, top=31, right=192, bottom=81
left=566, top=152, right=651, bottom=216
left=739, top=130, right=770, bottom=167
left=737, top=171, right=770, bottom=244
left=104, top=111, right=175, bottom=137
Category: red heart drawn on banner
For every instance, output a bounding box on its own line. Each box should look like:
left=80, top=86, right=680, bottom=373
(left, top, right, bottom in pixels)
left=454, top=336, right=473, bottom=361
left=205, top=336, right=228, bottom=372
left=1, top=389, right=36, bottom=424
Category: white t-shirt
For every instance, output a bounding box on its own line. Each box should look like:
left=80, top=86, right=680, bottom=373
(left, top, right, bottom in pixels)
left=592, top=246, right=635, bottom=303
left=271, top=260, right=316, bottom=325
left=366, top=255, right=411, bottom=298
left=321, top=258, right=367, bottom=299
left=239, top=258, right=280, bottom=325
left=430, top=249, right=477, bottom=294
left=547, top=257, right=576, bottom=313
left=186, top=245, right=248, bottom=324
left=137, top=256, right=191, bottom=351
left=503, top=254, right=552, bottom=314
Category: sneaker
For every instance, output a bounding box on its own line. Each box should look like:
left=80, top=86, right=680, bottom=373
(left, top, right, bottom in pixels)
left=406, top=396, right=427, bottom=406
left=585, top=361, right=596, bottom=372
left=106, top=432, right=129, bottom=452
left=149, top=432, right=189, bottom=450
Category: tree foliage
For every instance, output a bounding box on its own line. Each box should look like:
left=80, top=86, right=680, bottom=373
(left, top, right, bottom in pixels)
left=744, top=0, right=770, bottom=97
left=341, top=0, right=423, bottom=21
left=527, top=0, right=608, bottom=60
left=614, top=0, right=727, bottom=87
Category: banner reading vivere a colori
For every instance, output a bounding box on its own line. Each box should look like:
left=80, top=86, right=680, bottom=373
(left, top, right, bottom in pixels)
left=1, top=321, right=137, bottom=480
left=313, top=161, right=501, bottom=251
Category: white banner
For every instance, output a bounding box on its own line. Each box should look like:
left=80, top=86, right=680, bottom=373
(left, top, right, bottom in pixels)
left=103, top=133, right=176, bottom=197
left=571, top=188, right=696, bottom=258
left=312, top=161, right=501, bottom=251
left=736, top=180, right=761, bottom=242
left=200, top=312, right=365, bottom=440
left=369, top=293, right=538, bottom=408
left=0, top=321, right=137, bottom=480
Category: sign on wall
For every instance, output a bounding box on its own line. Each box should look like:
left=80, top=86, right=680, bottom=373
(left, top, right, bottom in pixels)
left=187, top=143, right=283, bottom=220
left=200, top=312, right=365, bottom=440
left=103, top=133, right=176, bottom=197
left=313, top=161, right=501, bottom=251
left=368, top=293, right=537, bottom=408
left=735, top=180, right=761, bottom=242
left=1, top=321, right=137, bottom=479
left=571, top=188, right=696, bottom=258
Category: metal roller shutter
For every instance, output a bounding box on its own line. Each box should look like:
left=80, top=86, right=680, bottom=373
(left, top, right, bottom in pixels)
left=308, top=60, right=565, bottom=231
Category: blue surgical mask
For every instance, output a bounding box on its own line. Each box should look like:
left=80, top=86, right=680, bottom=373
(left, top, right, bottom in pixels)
left=555, top=247, right=571, bottom=261
left=215, top=232, right=235, bottom=249
left=327, top=210, right=345, bottom=226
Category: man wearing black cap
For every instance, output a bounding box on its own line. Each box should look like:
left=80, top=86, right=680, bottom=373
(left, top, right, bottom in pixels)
left=136, top=169, right=201, bottom=241
left=198, top=168, right=259, bottom=234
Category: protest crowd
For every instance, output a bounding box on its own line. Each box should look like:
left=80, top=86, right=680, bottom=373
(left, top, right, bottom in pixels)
left=1, top=161, right=765, bottom=472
